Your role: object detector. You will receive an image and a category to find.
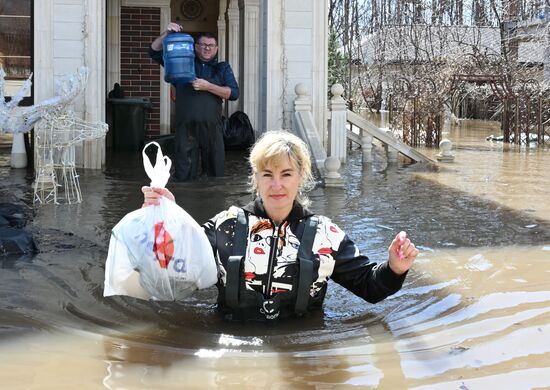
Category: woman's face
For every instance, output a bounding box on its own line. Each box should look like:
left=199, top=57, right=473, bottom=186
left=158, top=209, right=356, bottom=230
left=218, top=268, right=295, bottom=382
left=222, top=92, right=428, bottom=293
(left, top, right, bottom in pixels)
left=256, top=156, right=302, bottom=222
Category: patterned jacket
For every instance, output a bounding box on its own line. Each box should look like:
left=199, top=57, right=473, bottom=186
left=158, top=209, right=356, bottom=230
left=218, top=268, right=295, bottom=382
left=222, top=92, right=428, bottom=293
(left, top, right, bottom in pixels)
left=203, top=198, right=406, bottom=320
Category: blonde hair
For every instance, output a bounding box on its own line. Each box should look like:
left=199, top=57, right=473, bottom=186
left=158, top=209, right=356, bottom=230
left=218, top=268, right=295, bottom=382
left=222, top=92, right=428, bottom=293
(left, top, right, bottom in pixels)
left=249, top=130, right=315, bottom=207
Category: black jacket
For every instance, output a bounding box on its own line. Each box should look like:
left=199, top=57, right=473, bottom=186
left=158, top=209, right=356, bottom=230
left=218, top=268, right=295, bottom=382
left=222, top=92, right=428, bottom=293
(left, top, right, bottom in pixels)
left=203, top=199, right=407, bottom=320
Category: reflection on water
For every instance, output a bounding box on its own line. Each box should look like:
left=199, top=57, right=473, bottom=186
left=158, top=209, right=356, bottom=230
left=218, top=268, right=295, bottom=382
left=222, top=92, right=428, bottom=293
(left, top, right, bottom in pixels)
left=1, top=121, right=550, bottom=389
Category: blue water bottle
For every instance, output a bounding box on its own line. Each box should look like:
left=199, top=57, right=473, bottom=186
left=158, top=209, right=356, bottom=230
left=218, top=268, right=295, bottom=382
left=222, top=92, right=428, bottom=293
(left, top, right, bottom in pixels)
left=163, top=33, right=196, bottom=84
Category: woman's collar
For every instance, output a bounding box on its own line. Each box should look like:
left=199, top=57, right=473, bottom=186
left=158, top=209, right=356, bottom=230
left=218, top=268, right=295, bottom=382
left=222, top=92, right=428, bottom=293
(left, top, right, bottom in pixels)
left=241, top=197, right=314, bottom=223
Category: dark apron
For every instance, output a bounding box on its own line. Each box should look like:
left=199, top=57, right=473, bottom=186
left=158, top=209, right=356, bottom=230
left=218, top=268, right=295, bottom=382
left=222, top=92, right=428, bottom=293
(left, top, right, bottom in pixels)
left=174, top=84, right=224, bottom=181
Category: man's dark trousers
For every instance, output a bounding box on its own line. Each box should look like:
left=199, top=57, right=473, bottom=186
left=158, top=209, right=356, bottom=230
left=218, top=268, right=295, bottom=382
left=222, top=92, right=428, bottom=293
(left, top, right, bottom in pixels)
left=174, top=119, right=225, bottom=181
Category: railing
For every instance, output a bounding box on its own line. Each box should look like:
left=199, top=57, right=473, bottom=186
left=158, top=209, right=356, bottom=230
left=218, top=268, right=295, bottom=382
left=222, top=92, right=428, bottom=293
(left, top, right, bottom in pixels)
left=292, top=83, right=438, bottom=187
left=346, top=110, right=436, bottom=164
left=328, top=83, right=436, bottom=165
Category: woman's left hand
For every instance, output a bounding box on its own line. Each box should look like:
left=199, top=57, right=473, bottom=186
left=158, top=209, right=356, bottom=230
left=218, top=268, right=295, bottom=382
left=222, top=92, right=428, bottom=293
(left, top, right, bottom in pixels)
left=142, top=186, right=175, bottom=207
left=388, top=231, right=419, bottom=275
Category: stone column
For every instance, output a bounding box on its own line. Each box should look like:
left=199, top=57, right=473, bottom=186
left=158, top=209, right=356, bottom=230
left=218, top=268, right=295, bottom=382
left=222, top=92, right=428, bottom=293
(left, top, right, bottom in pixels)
left=239, top=0, right=260, bottom=131
left=312, top=0, right=329, bottom=144
left=83, top=0, right=106, bottom=169
left=227, top=0, right=241, bottom=115
left=32, top=0, right=53, bottom=185
left=217, top=0, right=228, bottom=61
left=324, top=156, right=343, bottom=187
left=262, top=1, right=284, bottom=132
left=106, top=0, right=120, bottom=95
left=33, top=1, right=54, bottom=118
left=384, top=129, right=399, bottom=163
left=362, top=133, right=373, bottom=164
left=329, top=84, right=347, bottom=163
left=437, top=138, right=455, bottom=162
left=294, top=83, right=327, bottom=173
left=294, top=83, right=311, bottom=113
left=10, top=133, right=27, bottom=168
left=158, top=2, right=171, bottom=135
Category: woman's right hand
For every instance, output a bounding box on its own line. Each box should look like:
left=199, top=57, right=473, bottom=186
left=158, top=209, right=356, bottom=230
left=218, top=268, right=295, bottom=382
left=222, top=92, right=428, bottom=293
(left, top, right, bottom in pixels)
left=142, top=186, right=175, bottom=207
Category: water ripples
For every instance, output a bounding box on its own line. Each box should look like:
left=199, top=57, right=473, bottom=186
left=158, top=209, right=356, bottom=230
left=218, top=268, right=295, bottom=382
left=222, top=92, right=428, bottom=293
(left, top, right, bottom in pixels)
left=2, top=123, right=550, bottom=388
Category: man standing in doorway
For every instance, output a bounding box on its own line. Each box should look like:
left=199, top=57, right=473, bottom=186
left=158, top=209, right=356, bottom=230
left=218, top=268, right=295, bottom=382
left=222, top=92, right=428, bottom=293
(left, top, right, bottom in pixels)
left=149, top=23, right=239, bottom=181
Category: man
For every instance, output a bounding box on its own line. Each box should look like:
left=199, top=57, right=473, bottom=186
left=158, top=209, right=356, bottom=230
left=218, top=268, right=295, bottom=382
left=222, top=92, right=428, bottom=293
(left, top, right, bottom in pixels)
left=149, top=23, right=239, bottom=181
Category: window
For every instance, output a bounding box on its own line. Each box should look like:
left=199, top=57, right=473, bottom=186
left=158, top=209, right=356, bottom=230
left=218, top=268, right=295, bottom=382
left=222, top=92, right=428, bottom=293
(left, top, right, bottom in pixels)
left=0, top=0, right=32, bottom=100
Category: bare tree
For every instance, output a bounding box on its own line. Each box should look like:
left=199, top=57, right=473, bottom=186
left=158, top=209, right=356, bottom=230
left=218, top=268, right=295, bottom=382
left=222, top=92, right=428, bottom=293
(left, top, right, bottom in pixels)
left=330, top=0, right=549, bottom=144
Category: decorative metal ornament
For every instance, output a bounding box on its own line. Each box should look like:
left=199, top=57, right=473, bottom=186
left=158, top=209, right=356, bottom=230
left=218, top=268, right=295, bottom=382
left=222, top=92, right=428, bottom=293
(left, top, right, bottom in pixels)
left=181, top=0, right=203, bottom=20
left=0, top=67, right=108, bottom=204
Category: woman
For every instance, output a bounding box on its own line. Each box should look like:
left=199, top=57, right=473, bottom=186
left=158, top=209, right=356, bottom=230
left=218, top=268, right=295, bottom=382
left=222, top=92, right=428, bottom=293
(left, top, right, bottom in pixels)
left=143, top=131, right=419, bottom=321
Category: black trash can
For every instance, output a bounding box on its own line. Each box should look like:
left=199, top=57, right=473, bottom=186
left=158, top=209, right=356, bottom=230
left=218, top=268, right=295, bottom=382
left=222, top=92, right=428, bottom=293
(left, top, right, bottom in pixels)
left=107, top=98, right=153, bottom=151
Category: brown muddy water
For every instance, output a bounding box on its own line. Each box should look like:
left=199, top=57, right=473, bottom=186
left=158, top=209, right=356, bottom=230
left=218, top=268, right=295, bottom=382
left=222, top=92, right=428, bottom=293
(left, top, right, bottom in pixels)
left=0, top=118, right=549, bottom=389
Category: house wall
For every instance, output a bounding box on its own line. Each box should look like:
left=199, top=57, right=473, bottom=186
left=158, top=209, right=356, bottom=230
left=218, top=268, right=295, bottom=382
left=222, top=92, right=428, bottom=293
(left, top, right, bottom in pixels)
left=284, top=0, right=314, bottom=123
left=120, top=6, right=161, bottom=135
left=34, top=0, right=105, bottom=169
left=261, top=0, right=327, bottom=140
left=34, top=0, right=86, bottom=111
left=33, top=0, right=328, bottom=168
left=105, top=0, right=329, bottom=153
left=52, top=1, right=85, bottom=105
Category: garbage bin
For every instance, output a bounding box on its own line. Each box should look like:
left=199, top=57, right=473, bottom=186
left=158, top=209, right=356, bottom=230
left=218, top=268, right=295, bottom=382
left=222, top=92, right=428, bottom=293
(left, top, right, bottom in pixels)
left=107, top=98, right=152, bottom=151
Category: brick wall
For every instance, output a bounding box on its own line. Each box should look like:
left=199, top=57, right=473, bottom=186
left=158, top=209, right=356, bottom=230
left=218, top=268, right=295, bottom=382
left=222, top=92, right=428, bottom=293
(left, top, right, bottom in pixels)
left=120, top=7, right=161, bottom=136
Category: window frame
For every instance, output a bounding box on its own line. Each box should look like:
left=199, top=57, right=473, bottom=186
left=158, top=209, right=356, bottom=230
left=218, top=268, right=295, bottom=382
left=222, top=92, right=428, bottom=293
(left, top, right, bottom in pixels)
left=0, top=0, right=34, bottom=106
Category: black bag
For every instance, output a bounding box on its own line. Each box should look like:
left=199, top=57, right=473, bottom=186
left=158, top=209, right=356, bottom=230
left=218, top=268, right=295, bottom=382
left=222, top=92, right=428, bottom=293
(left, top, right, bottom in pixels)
left=108, top=83, right=125, bottom=99
left=223, top=111, right=255, bottom=150
left=0, top=227, right=37, bottom=255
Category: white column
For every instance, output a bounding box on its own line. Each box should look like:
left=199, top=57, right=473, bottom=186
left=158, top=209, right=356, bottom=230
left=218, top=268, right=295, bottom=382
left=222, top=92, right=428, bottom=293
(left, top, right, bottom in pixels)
left=324, top=156, right=343, bottom=187
left=361, top=133, right=373, bottom=164
left=217, top=0, right=228, bottom=61
left=294, top=82, right=327, bottom=171
left=239, top=0, right=260, bottom=131
left=34, top=1, right=54, bottom=114
left=437, top=138, right=455, bottom=162
left=262, top=1, right=284, bottom=132
left=158, top=3, right=171, bottom=135
left=312, top=0, right=329, bottom=144
left=83, top=0, right=106, bottom=169
left=10, top=133, right=27, bottom=168
left=384, top=129, right=399, bottom=163
left=106, top=0, right=120, bottom=94
left=294, top=83, right=311, bottom=113
left=227, top=0, right=241, bottom=115
left=106, top=1, right=119, bottom=153
left=329, top=84, right=347, bottom=163
left=217, top=0, right=228, bottom=117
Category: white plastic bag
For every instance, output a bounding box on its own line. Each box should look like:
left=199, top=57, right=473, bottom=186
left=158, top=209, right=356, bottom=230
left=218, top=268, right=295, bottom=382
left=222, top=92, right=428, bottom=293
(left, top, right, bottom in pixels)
left=104, top=142, right=218, bottom=300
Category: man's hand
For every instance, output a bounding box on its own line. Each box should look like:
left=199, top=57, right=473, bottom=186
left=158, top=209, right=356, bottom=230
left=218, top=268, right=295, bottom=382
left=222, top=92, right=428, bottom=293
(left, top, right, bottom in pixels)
left=191, top=78, right=211, bottom=92
left=164, top=23, right=182, bottom=34
left=191, top=78, right=231, bottom=100
left=151, top=23, right=183, bottom=51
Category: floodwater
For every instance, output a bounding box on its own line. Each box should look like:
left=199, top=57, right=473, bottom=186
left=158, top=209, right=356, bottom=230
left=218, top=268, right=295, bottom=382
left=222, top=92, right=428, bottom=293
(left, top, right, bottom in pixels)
left=1, top=118, right=549, bottom=389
